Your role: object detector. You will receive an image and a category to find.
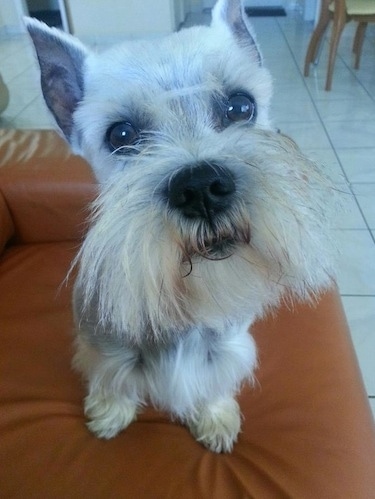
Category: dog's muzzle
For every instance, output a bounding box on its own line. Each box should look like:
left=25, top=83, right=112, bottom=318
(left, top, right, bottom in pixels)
left=167, top=163, right=235, bottom=220
left=165, top=162, right=250, bottom=257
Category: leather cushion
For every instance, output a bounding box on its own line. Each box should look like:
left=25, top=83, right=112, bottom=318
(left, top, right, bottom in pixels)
left=0, top=242, right=374, bottom=498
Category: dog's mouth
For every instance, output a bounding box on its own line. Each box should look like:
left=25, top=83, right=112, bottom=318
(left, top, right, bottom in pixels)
left=200, top=236, right=236, bottom=259
left=181, top=223, right=251, bottom=261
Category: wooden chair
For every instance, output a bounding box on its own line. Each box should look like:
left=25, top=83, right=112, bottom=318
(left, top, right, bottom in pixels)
left=304, top=0, right=375, bottom=90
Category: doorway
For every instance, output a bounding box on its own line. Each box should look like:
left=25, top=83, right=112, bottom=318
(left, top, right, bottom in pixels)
left=24, top=0, right=71, bottom=32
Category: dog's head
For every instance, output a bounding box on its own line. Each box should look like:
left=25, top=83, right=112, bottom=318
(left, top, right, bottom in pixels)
left=26, top=0, right=272, bottom=179
left=27, top=0, right=334, bottom=339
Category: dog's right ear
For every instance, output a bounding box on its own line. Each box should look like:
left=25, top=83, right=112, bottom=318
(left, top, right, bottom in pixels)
left=26, top=18, right=88, bottom=141
left=211, top=0, right=262, bottom=65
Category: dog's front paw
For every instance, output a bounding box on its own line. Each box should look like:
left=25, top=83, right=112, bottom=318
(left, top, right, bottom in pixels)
left=84, top=394, right=138, bottom=439
left=187, top=398, right=241, bottom=453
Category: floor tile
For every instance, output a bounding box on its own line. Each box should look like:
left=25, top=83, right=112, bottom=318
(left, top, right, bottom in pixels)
left=264, top=57, right=300, bottom=74
left=1, top=56, right=35, bottom=84
left=262, top=45, right=294, bottom=62
left=351, top=184, right=375, bottom=229
left=0, top=83, right=39, bottom=122
left=12, top=107, right=54, bottom=130
left=315, top=98, right=375, bottom=123
left=336, top=149, right=375, bottom=183
left=9, top=67, right=41, bottom=92
left=0, top=36, right=30, bottom=63
left=325, top=121, right=375, bottom=149
left=341, top=296, right=375, bottom=396
left=270, top=96, right=319, bottom=124
left=275, top=121, right=332, bottom=150
left=335, top=230, right=375, bottom=295
left=272, top=82, right=311, bottom=101
left=332, top=190, right=367, bottom=229
left=303, top=148, right=346, bottom=184
left=305, top=74, right=371, bottom=102
left=306, top=59, right=359, bottom=83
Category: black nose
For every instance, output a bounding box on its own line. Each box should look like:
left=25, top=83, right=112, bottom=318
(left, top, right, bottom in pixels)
left=167, top=163, right=235, bottom=219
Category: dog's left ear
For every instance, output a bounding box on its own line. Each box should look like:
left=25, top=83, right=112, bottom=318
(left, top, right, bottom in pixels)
left=26, top=18, right=88, bottom=141
left=211, top=0, right=262, bottom=64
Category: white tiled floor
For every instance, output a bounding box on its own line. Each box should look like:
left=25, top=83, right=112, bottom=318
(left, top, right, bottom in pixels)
left=0, top=8, right=374, bottom=416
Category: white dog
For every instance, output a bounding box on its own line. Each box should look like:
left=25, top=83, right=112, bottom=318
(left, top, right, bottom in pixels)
left=27, top=0, right=335, bottom=452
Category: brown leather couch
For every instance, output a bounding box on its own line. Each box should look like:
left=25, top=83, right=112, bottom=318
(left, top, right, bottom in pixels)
left=1, top=129, right=374, bottom=498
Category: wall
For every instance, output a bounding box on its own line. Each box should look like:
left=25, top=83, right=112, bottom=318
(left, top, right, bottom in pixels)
left=66, top=0, right=178, bottom=41
left=0, top=0, right=198, bottom=38
left=0, top=1, right=27, bottom=34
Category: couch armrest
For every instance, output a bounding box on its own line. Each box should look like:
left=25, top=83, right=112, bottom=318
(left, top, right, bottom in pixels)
left=0, top=189, right=14, bottom=254
left=0, top=129, right=96, bottom=244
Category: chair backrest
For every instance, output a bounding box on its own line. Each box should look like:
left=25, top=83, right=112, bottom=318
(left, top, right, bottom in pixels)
left=346, top=0, right=375, bottom=15
left=328, top=0, right=375, bottom=18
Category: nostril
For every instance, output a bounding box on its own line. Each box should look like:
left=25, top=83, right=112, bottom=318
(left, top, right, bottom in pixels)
left=170, top=187, right=199, bottom=209
left=210, top=178, right=235, bottom=197
left=183, top=188, right=196, bottom=204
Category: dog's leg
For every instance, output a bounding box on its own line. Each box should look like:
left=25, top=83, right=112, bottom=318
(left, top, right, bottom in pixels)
left=184, top=323, right=255, bottom=453
left=73, top=336, right=142, bottom=439
left=151, top=322, right=256, bottom=453
left=186, top=397, right=242, bottom=453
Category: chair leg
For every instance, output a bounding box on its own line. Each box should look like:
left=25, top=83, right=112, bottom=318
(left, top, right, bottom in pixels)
left=353, top=22, right=367, bottom=69
left=304, top=0, right=331, bottom=77
left=325, top=12, right=346, bottom=90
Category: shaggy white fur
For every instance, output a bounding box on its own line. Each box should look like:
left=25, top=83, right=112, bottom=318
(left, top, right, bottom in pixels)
left=27, top=0, right=336, bottom=452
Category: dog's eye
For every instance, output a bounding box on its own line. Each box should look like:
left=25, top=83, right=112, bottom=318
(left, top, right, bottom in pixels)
left=106, top=122, right=139, bottom=153
left=226, top=94, right=256, bottom=123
